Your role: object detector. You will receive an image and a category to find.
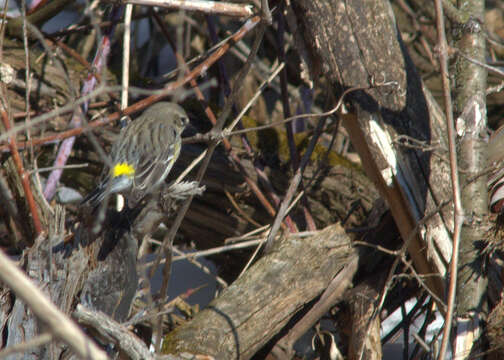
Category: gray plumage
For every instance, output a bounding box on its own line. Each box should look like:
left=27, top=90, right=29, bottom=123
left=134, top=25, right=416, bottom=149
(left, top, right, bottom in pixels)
left=83, top=102, right=188, bottom=208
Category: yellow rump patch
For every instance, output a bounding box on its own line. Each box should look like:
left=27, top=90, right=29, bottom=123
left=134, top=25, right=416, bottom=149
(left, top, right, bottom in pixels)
left=112, top=162, right=135, bottom=177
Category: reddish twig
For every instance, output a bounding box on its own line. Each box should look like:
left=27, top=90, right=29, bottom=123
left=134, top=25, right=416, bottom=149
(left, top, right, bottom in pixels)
left=205, top=12, right=298, bottom=230
left=26, top=0, right=48, bottom=15
left=434, top=0, right=463, bottom=359
left=0, top=15, right=262, bottom=153
left=264, top=113, right=327, bottom=252
left=0, top=106, right=42, bottom=236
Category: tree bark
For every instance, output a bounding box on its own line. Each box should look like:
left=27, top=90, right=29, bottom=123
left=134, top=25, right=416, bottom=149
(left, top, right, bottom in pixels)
left=291, top=0, right=453, bottom=301
left=454, top=0, right=488, bottom=316
left=451, top=1, right=488, bottom=357
left=161, top=224, right=356, bottom=360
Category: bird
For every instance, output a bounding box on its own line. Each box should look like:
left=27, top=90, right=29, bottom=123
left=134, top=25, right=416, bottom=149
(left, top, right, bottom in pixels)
left=82, top=102, right=189, bottom=209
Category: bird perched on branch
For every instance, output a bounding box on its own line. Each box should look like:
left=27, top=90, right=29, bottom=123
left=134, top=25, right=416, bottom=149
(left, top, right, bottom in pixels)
left=82, top=102, right=189, bottom=209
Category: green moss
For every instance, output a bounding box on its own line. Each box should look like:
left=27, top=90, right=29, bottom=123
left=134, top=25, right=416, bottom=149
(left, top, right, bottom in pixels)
left=161, top=325, right=197, bottom=355
left=161, top=328, right=180, bottom=354
left=240, top=115, right=362, bottom=172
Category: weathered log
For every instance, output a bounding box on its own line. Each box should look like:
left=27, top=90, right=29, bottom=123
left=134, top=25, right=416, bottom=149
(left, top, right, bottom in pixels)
left=162, top=223, right=357, bottom=359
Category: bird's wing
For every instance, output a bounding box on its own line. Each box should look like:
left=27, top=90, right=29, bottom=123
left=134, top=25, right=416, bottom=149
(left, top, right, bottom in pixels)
left=131, top=120, right=181, bottom=201
left=133, top=141, right=178, bottom=192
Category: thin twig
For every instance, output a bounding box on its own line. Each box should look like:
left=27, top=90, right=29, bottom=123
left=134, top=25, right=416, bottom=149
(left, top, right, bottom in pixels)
left=172, top=247, right=228, bottom=288
left=0, top=105, right=42, bottom=235
left=457, top=50, right=504, bottom=78
left=0, top=333, right=53, bottom=358
left=224, top=190, right=262, bottom=227
left=0, top=15, right=262, bottom=152
left=172, top=238, right=262, bottom=260
left=412, top=332, right=431, bottom=353
left=116, top=4, right=133, bottom=212
left=29, top=163, right=89, bottom=174
left=226, top=62, right=285, bottom=131
left=435, top=0, right=463, bottom=358
left=238, top=190, right=306, bottom=277
left=122, top=5, right=133, bottom=110
left=263, top=115, right=326, bottom=252
left=21, top=0, right=34, bottom=163
left=274, top=5, right=316, bottom=231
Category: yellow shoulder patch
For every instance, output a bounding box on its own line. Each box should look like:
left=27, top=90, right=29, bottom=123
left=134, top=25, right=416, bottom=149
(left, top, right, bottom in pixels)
left=112, top=162, right=135, bottom=177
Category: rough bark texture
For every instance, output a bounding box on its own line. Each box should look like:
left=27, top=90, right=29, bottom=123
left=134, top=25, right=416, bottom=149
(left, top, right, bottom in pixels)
left=291, top=0, right=453, bottom=300
left=346, top=278, right=383, bottom=360
left=162, top=224, right=357, bottom=360
left=454, top=0, right=489, bottom=316
left=2, top=206, right=140, bottom=359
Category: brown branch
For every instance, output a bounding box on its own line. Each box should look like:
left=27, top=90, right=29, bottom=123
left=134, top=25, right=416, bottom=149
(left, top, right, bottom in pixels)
left=0, top=104, right=42, bottom=236
left=0, top=15, right=262, bottom=152
left=434, top=0, right=463, bottom=358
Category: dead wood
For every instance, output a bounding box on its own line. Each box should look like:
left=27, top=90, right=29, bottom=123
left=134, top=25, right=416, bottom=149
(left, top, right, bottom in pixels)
left=161, top=223, right=356, bottom=360
left=3, top=1, right=500, bottom=358
left=290, top=0, right=451, bottom=301
left=1, top=182, right=203, bottom=358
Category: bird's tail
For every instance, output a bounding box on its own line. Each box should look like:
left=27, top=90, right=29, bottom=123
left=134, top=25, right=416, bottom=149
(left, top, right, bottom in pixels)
left=81, top=184, right=107, bottom=209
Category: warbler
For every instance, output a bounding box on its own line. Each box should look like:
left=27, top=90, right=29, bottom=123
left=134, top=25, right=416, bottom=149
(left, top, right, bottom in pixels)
left=83, top=102, right=189, bottom=209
